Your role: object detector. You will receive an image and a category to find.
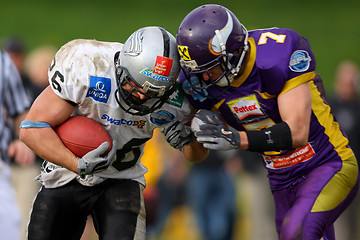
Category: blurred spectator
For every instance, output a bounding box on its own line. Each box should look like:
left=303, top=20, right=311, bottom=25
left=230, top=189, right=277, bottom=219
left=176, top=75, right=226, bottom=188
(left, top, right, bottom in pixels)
left=185, top=150, right=236, bottom=240
left=231, top=150, right=277, bottom=240
left=2, top=36, right=26, bottom=73
left=143, top=129, right=197, bottom=240
left=2, top=36, right=56, bottom=101
left=23, top=45, right=57, bottom=99
left=2, top=36, right=34, bottom=101
left=2, top=37, right=56, bottom=239
left=152, top=149, right=190, bottom=239
left=185, top=149, right=277, bottom=240
left=0, top=49, right=35, bottom=240
left=328, top=60, right=360, bottom=159
left=144, top=133, right=276, bottom=240
left=141, top=129, right=167, bottom=238
left=328, top=60, right=360, bottom=240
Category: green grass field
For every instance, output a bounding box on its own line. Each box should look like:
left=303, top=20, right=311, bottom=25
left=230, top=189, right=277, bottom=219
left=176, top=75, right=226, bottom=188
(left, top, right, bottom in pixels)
left=1, top=0, right=359, bottom=93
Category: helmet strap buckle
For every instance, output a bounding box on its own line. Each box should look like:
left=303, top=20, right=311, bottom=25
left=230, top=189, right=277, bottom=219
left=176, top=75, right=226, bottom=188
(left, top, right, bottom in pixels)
left=215, top=30, right=227, bottom=54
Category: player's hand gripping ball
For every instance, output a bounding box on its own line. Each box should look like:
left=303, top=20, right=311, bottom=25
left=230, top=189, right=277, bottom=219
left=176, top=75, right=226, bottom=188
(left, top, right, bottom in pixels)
left=55, top=116, right=113, bottom=157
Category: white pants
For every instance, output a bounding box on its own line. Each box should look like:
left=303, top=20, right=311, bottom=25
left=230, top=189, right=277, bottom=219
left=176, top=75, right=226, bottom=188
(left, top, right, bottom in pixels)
left=0, top=161, right=21, bottom=240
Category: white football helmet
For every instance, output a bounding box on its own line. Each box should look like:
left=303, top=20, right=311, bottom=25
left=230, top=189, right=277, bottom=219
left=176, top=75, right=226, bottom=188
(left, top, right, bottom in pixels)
left=115, top=26, right=180, bottom=115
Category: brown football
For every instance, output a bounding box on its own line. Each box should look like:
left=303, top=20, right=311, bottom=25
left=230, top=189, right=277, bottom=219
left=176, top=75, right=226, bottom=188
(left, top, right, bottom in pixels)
left=55, top=116, right=112, bottom=157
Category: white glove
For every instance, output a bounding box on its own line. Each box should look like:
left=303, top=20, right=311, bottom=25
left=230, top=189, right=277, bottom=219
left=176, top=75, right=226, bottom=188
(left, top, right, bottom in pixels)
left=77, top=140, right=117, bottom=178
left=191, top=109, right=240, bottom=151
left=161, top=121, right=195, bottom=149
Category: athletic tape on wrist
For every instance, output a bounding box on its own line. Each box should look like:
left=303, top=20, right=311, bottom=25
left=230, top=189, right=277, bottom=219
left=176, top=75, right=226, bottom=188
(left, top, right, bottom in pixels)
left=246, top=122, right=292, bottom=152
left=20, top=121, right=52, bottom=128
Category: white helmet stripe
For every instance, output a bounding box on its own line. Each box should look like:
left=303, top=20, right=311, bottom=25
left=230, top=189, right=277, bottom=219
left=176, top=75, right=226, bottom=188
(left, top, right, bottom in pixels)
left=210, top=10, right=233, bottom=54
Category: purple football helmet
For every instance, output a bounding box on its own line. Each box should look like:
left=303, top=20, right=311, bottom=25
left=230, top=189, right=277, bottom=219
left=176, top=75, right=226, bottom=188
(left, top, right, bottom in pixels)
left=176, top=4, right=248, bottom=98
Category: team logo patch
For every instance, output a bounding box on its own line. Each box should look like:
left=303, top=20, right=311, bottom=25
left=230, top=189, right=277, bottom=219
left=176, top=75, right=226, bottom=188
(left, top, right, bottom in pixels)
left=154, top=56, right=173, bottom=76
left=86, top=76, right=111, bottom=103
left=124, top=29, right=144, bottom=56
left=166, top=83, right=184, bottom=108
left=289, top=50, right=311, bottom=72
left=150, top=110, right=175, bottom=126
left=227, top=95, right=264, bottom=121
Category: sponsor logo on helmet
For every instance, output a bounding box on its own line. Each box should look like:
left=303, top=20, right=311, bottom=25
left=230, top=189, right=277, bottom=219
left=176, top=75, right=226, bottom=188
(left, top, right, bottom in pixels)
left=178, top=45, right=191, bottom=61
left=289, top=50, right=311, bottom=72
left=101, top=114, right=146, bottom=128
left=86, top=76, right=111, bottom=103
left=150, top=110, right=175, bottom=126
left=178, top=46, right=200, bottom=70
left=227, top=95, right=264, bottom=121
left=154, top=56, right=173, bottom=76
left=140, top=69, right=172, bottom=82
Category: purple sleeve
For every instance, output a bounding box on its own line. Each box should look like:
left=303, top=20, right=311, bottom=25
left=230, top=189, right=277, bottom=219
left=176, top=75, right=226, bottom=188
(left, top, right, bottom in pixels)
left=250, top=28, right=316, bottom=95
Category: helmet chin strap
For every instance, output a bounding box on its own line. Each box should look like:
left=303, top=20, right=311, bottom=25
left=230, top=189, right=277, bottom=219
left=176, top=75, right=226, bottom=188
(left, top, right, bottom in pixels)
left=214, top=24, right=249, bottom=87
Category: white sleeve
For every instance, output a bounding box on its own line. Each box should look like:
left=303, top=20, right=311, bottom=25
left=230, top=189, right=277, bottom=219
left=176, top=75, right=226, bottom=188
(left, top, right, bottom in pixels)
left=48, top=40, right=95, bottom=104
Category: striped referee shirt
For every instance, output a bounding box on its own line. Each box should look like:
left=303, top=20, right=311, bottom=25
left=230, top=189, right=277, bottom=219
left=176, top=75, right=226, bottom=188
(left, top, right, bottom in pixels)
left=0, top=50, right=31, bottom=162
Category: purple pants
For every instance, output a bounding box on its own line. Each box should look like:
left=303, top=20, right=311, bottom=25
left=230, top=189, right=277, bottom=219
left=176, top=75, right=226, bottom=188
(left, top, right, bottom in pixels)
left=272, top=156, right=359, bottom=240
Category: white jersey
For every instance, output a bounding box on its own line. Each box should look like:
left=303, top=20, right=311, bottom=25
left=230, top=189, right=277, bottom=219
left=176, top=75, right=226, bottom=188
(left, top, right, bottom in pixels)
left=40, top=39, right=193, bottom=188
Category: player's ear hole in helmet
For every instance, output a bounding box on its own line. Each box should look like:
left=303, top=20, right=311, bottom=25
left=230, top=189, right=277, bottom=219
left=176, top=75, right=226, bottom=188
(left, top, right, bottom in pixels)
left=176, top=4, right=248, bottom=99
left=115, top=26, right=180, bottom=116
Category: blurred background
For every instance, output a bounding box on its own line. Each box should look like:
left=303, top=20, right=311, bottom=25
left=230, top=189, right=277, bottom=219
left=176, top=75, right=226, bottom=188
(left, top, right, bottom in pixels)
left=1, top=0, right=359, bottom=92
left=1, top=0, right=360, bottom=240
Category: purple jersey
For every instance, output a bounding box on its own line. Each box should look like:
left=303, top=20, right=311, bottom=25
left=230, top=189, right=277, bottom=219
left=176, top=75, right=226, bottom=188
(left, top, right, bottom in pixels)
left=179, top=28, right=354, bottom=190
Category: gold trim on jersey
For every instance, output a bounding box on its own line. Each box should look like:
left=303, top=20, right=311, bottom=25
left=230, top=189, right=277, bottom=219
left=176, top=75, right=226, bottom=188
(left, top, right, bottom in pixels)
left=308, top=80, right=353, bottom=160
left=231, top=38, right=256, bottom=88
left=308, top=79, right=357, bottom=212
left=211, top=99, right=225, bottom=111
left=279, top=71, right=316, bottom=95
left=254, top=90, right=276, bottom=99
